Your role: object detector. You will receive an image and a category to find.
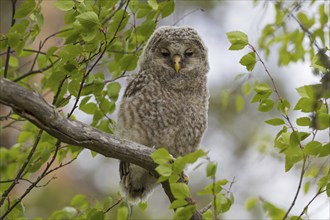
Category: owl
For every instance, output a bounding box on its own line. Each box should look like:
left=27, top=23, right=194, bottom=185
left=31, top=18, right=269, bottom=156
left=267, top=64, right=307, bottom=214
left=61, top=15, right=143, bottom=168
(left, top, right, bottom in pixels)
left=116, top=26, right=209, bottom=204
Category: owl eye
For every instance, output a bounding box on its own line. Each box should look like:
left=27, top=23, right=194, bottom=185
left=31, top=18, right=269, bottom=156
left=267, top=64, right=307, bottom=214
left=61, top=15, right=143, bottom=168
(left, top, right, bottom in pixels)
left=184, top=49, right=194, bottom=57
left=160, top=48, right=170, bottom=57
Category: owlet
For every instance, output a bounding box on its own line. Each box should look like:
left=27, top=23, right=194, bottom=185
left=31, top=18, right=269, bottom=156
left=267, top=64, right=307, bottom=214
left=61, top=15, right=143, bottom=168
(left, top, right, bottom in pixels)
left=116, top=26, right=209, bottom=204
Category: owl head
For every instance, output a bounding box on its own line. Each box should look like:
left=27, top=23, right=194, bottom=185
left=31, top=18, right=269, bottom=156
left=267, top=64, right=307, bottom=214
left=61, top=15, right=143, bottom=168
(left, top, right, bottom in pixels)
left=139, top=26, right=209, bottom=90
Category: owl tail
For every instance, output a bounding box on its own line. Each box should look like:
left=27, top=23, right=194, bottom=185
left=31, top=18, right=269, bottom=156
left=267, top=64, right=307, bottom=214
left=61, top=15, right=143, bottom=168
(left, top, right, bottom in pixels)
left=119, top=161, right=157, bottom=204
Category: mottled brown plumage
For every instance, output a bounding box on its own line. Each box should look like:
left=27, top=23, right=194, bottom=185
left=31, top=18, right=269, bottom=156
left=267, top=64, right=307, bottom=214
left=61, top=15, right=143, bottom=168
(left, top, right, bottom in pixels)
left=116, top=26, right=209, bottom=203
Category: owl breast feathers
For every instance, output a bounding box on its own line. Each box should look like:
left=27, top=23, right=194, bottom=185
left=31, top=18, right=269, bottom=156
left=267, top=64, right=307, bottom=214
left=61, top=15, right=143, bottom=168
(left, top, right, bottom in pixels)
left=116, top=26, right=209, bottom=203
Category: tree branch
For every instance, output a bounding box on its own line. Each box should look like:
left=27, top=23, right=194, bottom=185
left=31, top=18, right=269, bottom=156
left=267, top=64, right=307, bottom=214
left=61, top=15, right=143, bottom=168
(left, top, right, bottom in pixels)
left=0, top=77, right=203, bottom=219
left=0, top=77, right=156, bottom=171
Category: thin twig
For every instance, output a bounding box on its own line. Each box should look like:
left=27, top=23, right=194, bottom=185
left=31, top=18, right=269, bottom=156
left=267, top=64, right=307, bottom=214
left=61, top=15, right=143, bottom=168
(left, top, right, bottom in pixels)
left=0, top=178, right=32, bottom=184
left=173, top=8, right=204, bottom=26
left=0, top=110, right=13, bottom=121
left=249, top=44, right=308, bottom=219
left=298, top=188, right=326, bottom=219
left=282, top=156, right=307, bottom=220
left=0, top=130, right=43, bottom=208
left=104, top=198, right=124, bottom=213
left=250, top=44, right=281, bottom=100
left=28, top=41, right=42, bottom=74
left=68, top=0, right=130, bottom=118
left=0, top=140, right=61, bottom=219
left=102, top=0, right=127, bottom=25
left=4, top=0, right=17, bottom=78
left=13, top=58, right=60, bottom=82
left=199, top=203, right=212, bottom=214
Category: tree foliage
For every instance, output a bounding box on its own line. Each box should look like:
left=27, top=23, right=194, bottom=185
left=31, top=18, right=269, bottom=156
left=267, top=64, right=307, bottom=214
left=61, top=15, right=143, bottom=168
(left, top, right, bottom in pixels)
left=225, top=0, right=329, bottom=219
left=0, top=0, right=329, bottom=219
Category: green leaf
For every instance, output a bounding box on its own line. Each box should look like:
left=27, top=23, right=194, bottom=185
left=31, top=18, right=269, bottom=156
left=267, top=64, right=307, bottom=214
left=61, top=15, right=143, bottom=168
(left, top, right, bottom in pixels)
left=297, top=12, right=315, bottom=28
left=327, top=183, right=330, bottom=197
left=54, top=0, right=74, bottom=11
left=14, top=0, right=36, bottom=19
left=197, top=180, right=227, bottom=195
left=76, top=12, right=100, bottom=29
left=262, top=201, right=285, bottom=219
left=107, top=82, right=121, bottom=101
left=7, top=32, right=20, bottom=48
left=175, top=149, right=206, bottom=167
left=319, top=143, right=330, bottom=157
left=304, top=141, right=322, bottom=156
left=159, top=1, right=175, bottom=18
left=7, top=199, right=25, bottom=219
left=254, top=83, right=271, bottom=95
left=242, top=82, right=251, bottom=95
left=136, top=20, right=157, bottom=40
left=214, top=194, right=232, bottom=214
left=138, top=202, right=148, bottom=211
left=206, top=162, right=217, bottom=177
left=296, top=85, right=316, bottom=98
left=80, top=102, right=98, bottom=115
left=150, top=148, right=172, bottom=165
left=18, top=131, right=34, bottom=143
left=155, top=163, right=172, bottom=178
left=68, top=79, right=80, bottom=97
left=9, top=56, right=19, bottom=67
left=108, top=9, right=129, bottom=34
left=289, top=131, right=300, bottom=147
left=98, top=98, right=111, bottom=112
left=119, top=54, right=139, bottom=71
left=296, top=117, right=311, bottom=126
left=62, top=207, right=77, bottom=218
left=277, top=98, right=291, bottom=115
left=235, top=94, right=244, bottom=112
left=70, top=194, right=88, bottom=210
left=169, top=199, right=188, bottom=209
left=258, top=99, right=274, bottom=112
left=202, top=209, right=213, bottom=219
left=304, top=181, right=311, bottom=194
left=245, top=197, right=259, bottom=210
left=265, top=118, right=285, bottom=126
left=136, top=4, right=152, bottom=19
left=317, top=176, right=329, bottom=189
left=116, top=205, right=128, bottom=220
left=88, top=209, right=104, bottom=220
left=170, top=183, right=190, bottom=199
left=285, top=145, right=303, bottom=172
left=294, top=97, right=319, bottom=113
left=173, top=205, right=195, bottom=220
left=58, top=44, right=83, bottom=61
left=148, top=0, right=158, bottom=10
left=226, top=31, right=249, bottom=50
left=315, top=113, right=330, bottom=130
left=239, top=52, right=257, bottom=71
left=311, top=53, right=328, bottom=73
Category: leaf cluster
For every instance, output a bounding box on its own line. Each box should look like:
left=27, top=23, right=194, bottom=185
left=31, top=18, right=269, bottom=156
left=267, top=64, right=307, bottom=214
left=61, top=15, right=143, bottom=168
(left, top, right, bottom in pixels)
left=151, top=148, right=234, bottom=219
left=0, top=0, right=175, bottom=219
left=226, top=1, right=329, bottom=219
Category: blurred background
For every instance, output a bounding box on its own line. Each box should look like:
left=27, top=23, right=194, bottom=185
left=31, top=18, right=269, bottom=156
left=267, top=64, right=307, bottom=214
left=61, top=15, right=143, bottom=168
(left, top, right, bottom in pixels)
left=1, top=0, right=328, bottom=219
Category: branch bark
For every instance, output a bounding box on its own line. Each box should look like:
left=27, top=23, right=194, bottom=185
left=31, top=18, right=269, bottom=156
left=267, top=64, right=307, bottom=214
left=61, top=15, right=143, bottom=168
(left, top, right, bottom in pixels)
left=0, top=77, right=155, bottom=171
left=0, top=77, right=202, bottom=220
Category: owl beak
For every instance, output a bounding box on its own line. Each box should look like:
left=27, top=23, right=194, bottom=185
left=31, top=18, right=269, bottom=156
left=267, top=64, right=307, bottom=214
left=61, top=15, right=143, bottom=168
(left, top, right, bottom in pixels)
left=173, top=54, right=181, bottom=73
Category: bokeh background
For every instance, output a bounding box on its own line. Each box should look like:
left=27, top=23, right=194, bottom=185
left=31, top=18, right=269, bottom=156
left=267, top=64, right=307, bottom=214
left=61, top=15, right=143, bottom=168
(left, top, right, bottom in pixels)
left=1, top=0, right=328, bottom=219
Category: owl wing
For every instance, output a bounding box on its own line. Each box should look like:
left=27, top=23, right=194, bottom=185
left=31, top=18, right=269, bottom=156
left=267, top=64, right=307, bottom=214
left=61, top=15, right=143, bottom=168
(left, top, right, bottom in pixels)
left=124, top=71, right=149, bottom=98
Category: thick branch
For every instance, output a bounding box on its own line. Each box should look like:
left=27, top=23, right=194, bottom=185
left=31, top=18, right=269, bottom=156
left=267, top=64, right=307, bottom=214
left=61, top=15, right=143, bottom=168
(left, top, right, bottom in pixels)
left=0, top=77, right=155, bottom=171
left=0, top=77, right=202, bottom=220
